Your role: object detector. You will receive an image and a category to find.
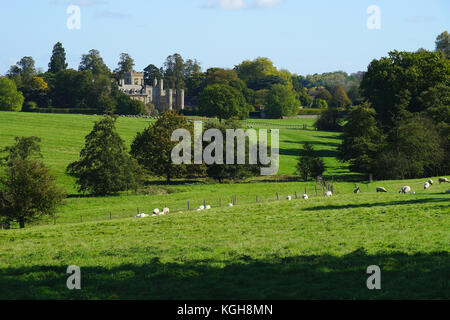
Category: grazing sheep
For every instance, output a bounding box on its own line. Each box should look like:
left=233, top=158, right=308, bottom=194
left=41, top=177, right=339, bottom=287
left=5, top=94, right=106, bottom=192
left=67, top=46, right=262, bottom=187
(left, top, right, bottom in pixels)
left=302, top=194, right=309, bottom=200
left=428, top=179, right=434, bottom=185
left=324, top=191, right=333, bottom=197
left=354, top=187, right=361, bottom=194
left=163, top=207, right=170, bottom=214
left=439, top=177, right=449, bottom=184
left=197, top=205, right=205, bottom=211
left=153, top=208, right=160, bottom=215
left=424, top=182, right=431, bottom=190
left=205, top=205, right=211, bottom=210
left=445, top=190, right=450, bottom=194
left=227, top=203, right=234, bottom=207
left=135, top=213, right=149, bottom=218
left=286, top=196, right=292, bottom=201
left=376, top=187, right=387, bottom=193
left=399, top=186, right=411, bottom=194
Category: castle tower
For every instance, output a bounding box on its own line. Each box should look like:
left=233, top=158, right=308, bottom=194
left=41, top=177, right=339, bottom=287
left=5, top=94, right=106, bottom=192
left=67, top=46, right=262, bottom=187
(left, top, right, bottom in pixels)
left=178, top=89, right=185, bottom=110
left=166, top=89, right=173, bottom=110
left=159, top=79, right=164, bottom=97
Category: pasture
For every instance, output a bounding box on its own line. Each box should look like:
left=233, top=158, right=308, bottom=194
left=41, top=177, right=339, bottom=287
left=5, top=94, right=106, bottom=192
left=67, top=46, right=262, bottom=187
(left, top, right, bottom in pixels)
left=0, top=111, right=448, bottom=299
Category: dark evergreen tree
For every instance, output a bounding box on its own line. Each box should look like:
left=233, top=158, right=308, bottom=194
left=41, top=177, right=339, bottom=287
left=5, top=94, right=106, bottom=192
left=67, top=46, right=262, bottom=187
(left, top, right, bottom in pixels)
left=67, top=116, right=142, bottom=195
left=48, top=42, right=68, bottom=74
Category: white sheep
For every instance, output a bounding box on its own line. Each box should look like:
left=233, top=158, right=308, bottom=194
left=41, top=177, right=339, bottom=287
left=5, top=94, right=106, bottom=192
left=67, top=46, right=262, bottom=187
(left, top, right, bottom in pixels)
left=439, top=177, right=449, bottom=184
left=227, top=203, right=234, bottom=207
left=424, top=182, right=431, bottom=190
left=205, top=205, right=211, bottom=210
left=376, top=187, right=387, bottom=193
left=153, top=208, right=160, bottom=215
left=286, top=196, right=292, bottom=201
left=428, top=179, right=434, bottom=185
left=399, top=186, right=411, bottom=194
left=135, top=213, right=149, bottom=218
left=197, top=205, right=205, bottom=211
left=302, top=194, right=309, bottom=200
left=163, top=207, right=170, bottom=214
left=324, top=191, right=333, bottom=197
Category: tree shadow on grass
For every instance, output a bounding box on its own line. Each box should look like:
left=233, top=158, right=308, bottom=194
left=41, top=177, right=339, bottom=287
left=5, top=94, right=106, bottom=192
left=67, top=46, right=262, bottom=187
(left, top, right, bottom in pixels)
left=0, top=250, right=448, bottom=300
left=302, top=198, right=449, bottom=212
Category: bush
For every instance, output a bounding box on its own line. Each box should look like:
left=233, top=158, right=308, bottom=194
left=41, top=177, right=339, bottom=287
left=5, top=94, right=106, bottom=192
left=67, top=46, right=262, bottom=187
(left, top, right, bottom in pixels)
left=314, top=108, right=343, bottom=131
left=311, top=98, right=328, bottom=109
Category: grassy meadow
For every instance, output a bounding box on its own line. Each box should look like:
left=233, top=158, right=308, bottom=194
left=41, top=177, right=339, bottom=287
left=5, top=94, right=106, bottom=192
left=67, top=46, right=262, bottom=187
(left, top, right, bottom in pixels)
left=0, top=111, right=449, bottom=299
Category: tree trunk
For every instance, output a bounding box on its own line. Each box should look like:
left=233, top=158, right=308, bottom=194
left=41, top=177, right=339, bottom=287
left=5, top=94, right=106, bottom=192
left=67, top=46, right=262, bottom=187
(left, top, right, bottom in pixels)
left=19, top=218, right=25, bottom=229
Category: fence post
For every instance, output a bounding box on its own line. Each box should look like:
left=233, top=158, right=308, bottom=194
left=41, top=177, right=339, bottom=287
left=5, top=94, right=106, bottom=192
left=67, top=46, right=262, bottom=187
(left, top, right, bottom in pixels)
left=219, top=198, right=221, bottom=207
left=295, top=192, right=297, bottom=199
left=256, top=195, right=258, bottom=203
left=204, top=200, right=206, bottom=207
left=276, top=192, right=279, bottom=200
left=137, top=208, right=139, bottom=215
left=110, top=212, right=112, bottom=220
left=54, top=217, right=56, bottom=225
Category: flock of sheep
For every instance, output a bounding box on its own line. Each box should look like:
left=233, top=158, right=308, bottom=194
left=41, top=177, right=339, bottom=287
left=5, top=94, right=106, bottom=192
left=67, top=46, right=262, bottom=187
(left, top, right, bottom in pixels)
left=134, top=177, right=450, bottom=219
left=354, top=177, right=450, bottom=195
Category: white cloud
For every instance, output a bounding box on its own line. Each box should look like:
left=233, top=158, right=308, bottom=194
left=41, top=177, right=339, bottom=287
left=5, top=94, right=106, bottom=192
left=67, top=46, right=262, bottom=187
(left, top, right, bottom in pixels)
left=203, top=0, right=283, bottom=10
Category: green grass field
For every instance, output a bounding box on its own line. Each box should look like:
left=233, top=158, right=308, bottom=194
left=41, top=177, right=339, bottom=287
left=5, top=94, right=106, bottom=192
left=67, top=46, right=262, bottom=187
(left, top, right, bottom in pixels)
left=0, top=111, right=449, bottom=299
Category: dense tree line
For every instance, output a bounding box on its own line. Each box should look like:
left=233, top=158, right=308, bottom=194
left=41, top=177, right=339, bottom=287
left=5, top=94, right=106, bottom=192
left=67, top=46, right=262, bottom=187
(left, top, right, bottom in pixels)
left=338, top=31, right=450, bottom=180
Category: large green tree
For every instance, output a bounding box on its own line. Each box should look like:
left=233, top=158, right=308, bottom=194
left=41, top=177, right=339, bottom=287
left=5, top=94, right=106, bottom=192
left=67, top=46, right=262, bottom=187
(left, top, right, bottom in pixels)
left=0, top=77, right=24, bottom=111
left=67, top=116, right=142, bottom=195
left=7, top=56, right=36, bottom=88
left=48, top=42, right=68, bottom=74
left=338, top=103, right=386, bottom=175
left=435, top=31, right=450, bottom=58
left=114, top=53, right=135, bottom=78
left=0, top=137, right=65, bottom=229
left=164, top=53, right=185, bottom=89
left=198, top=84, right=251, bottom=121
left=203, top=119, right=260, bottom=183
left=374, top=115, right=445, bottom=179
left=79, top=49, right=110, bottom=75
left=265, top=84, right=299, bottom=118
left=144, top=64, right=163, bottom=86
left=360, top=50, right=450, bottom=129
left=131, top=111, right=205, bottom=182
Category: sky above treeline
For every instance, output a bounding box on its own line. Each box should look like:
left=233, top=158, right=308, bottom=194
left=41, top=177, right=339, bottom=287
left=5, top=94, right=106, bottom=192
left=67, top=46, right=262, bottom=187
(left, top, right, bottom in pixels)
left=1, top=0, right=449, bottom=76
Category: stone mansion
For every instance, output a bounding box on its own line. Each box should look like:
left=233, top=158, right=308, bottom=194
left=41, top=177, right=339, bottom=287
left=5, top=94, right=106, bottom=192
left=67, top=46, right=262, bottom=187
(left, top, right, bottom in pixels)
left=118, top=71, right=185, bottom=111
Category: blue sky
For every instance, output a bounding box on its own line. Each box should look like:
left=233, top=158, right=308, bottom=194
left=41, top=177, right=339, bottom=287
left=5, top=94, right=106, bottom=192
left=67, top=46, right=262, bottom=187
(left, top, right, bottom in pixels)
left=0, top=0, right=448, bottom=75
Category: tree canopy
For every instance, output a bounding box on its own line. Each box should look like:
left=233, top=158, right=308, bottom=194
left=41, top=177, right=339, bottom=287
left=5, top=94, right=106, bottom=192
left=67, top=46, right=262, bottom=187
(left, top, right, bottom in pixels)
left=0, top=77, right=24, bottom=111
left=48, top=42, right=68, bottom=74
left=67, top=116, right=142, bottom=195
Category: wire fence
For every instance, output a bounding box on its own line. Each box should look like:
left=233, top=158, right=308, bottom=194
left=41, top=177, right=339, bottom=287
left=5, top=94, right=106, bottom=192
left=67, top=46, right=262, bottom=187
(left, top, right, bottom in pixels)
left=0, top=184, right=336, bottom=230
